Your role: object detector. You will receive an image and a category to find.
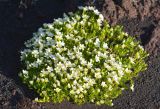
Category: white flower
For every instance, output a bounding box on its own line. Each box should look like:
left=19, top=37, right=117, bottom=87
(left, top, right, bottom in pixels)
left=122, top=44, right=126, bottom=48
left=40, top=78, right=46, bottom=82
left=102, top=51, right=108, bottom=59
left=35, top=98, right=39, bottom=101
left=122, top=32, right=128, bottom=36
left=44, top=78, right=49, bottom=82
left=55, top=88, right=61, bottom=93
left=54, top=67, right=61, bottom=73
left=65, top=61, right=72, bottom=68
left=54, top=18, right=63, bottom=24
left=66, top=24, right=72, bottom=29
left=57, top=62, right=64, bottom=69
left=39, top=31, right=45, bottom=37
left=95, top=72, right=101, bottom=79
left=31, top=62, right=38, bottom=68
left=55, top=29, right=62, bottom=35
left=73, top=80, right=77, bottom=85
left=75, top=15, right=81, bottom=20
left=97, top=89, right=100, bottom=92
left=112, top=75, right=119, bottom=83
left=32, top=50, right=39, bottom=57
left=104, top=94, right=108, bottom=98
left=111, top=103, right=114, bottom=106
left=100, top=100, right=105, bottom=104
left=83, top=7, right=87, bottom=11
left=76, top=50, right=82, bottom=59
left=53, top=83, right=57, bottom=88
left=99, top=14, right=104, bottom=21
left=104, top=63, right=112, bottom=70
left=129, top=57, right=135, bottom=64
left=82, top=14, right=89, bottom=19
left=108, top=85, right=112, bottom=91
left=63, top=13, right=68, bottom=18
left=46, top=37, right=52, bottom=42
left=49, top=73, right=54, bottom=77
left=55, top=53, right=61, bottom=58
left=108, top=78, right=112, bottom=84
left=88, top=22, right=91, bottom=26
left=56, top=80, right=60, bottom=86
left=72, top=86, right=77, bottom=90
left=80, top=57, right=87, bottom=65
left=130, top=41, right=134, bottom=46
left=94, top=38, right=100, bottom=47
left=79, top=94, right=84, bottom=98
left=47, top=66, right=53, bottom=72
left=77, top=65, right=83, bottom=71
left=38, top=28, right=44, bottom=33
left=97, top=51, right=103, bottom=57
left=101, top=82, right=106, bottom=87
left=73, top=46, right=78, bottom=52
left=138, top=45, right=144, bottom=50
left=118, top=70, right=124, bottom=77
left=95, top=55, right=100, bottom=62
left=68, top=84, right=71, bottom=88
left=114, top=63, right=122, bottom=70
left=46, top=31, right=54, bottom=37
left=42, top=91, right=47, bottom=95
left=29, top=81, right=33, bottom=85
left=55, top=35, right=63, bottom=41
left=61, top=78, right=67, bottom=83
left=49, top=54, right=56, bottom=60
left=47, top=24, right=54, bottom=29
left=80, top=21, right=85, bottom=25
left=37, top=59, right=42, bottom=65
left=56, top=41, right=65, bottom=47
left=83, top=83, right=90, bottom=89
left=46, top=48, right=52, bottom=54
left=130, top=83, right=134, bottom=91
left=94, top=9, right=100, bottom=15
left=109, top=55, right=115, bottom=62
left=22, top=70, right=28, bottom=75
left=95, top=68, right=101, bottom=72
left=136, top=52, right=140, bottom=58
left=103, top=43, right=108, bottom=49
left=87, top=61, right=93, bottom=69
left=65, top=35, right=70, bottom=39
left=74, top=30, right=78, bottom=34
left=79, top=44, right=85, bottom=50
left=88, top=79, right=95, bottom=86
left=40, top=69, right=48, bottom=76
left=67, top=74, right=72, bottom=79
left=56, top=47, right=64, bottom=53
left=97, top=19, right=102, bottom=25
left=84, top=68, right=88, bottom=75
left=125, top=68, right=131, bottom=73
left=76, top=89, right=80, bottom=94
left=83, top=77, right=89, bottom=82
left=72, top=70, right=78, bottom=78
left=88, top=6, right=94, bottom=11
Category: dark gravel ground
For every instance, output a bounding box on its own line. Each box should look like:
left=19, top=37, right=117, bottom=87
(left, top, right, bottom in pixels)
left=0, top=0, right=160, bottom=109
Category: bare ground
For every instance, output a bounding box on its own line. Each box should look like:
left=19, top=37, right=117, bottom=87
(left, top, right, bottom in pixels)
left=0, top=0, right=160, bottom=109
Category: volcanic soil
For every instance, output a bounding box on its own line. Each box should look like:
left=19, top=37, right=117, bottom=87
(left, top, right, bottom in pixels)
left=0, top=0, right=160, bottom=109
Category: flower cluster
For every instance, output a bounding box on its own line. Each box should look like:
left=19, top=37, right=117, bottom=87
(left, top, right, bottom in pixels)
left=19, top=6, right=148, bottom=106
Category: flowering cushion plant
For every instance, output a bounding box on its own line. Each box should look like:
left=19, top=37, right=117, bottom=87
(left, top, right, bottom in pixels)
left=19, top=6, right=148, bottom=106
